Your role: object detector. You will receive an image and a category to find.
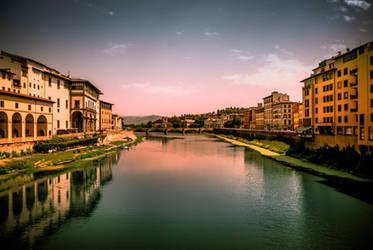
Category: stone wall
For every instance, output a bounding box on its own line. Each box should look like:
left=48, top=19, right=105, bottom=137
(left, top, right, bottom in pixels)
left=305, top=134, right=358, bottom=150
left=0, top=141, right=34, bottom=153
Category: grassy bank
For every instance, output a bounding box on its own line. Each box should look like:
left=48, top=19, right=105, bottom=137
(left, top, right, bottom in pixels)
left=212, top=134, right=371, bottom=183
left=0, top=135, right=145, bottom=179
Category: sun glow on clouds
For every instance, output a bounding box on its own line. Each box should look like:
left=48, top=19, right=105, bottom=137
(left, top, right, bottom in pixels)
left=120, top=83, right=192, bottom=95
left=222, top=54, right=310, bottom=89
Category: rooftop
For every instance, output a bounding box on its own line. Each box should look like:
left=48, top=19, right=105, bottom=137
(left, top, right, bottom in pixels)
left=0, top=89, right=55, bottom=103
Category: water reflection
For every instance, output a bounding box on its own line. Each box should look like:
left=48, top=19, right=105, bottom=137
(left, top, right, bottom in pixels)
left=0, top=152, right=120, bottom=249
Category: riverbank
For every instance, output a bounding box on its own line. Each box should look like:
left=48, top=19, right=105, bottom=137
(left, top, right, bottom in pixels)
left=0, top=133, right=145, bottom=181
left=212, top=133, right=373, bottom=204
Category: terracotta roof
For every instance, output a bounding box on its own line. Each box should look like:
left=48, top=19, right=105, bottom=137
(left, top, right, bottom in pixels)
left=300, top=68, right=336, bottom=82
left=100, top=100, right=114, bottom=105
left=0, top=90, right=55, bottom=103
left=71, top=78, right=103, bottom=94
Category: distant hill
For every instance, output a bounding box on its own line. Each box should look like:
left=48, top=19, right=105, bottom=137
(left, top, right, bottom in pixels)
left=123, top=115, right=162, bottom=125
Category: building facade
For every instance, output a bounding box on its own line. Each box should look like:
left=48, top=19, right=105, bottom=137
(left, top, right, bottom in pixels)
left=71, top=79, right=102, bottom=133
left=263, top=91, right=289, bottom=130
left=301, top=41, right=373, bottom=146
left=111, top=114, right=123, bottom=130
left=99, top=101, right=113, bottom=131
left=272, top=101, right=295, bottom=130
left=0, top=69, right=54, bottom=143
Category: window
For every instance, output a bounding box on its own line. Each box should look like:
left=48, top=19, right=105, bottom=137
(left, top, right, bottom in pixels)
left=33, top=84, right=35, bottom=89
left=57, top=80, right=60, bottom=89
left=48, top=96, right=51, bottom=100
left=371, top=70, right=373, bottom=79
left=330, top=84, right=333, bottom=90
left=344, top=80, right=348, bottom=87
left=75, top=100, right=80, bottom=108
left=338, top=105, right=341, bottom=111
left=360, top=114, right=364, bottom=125
left=49, top=107, right=51, bottom=112
left=360, top=127, right=365, bottom=140
left=315, top=118, right=318, bottom=123
left=41, top=106, right=43, bottom=112
left=23, top=82, right=26, bottom=88
left=344, top=92, right=348, bottom=99
left=15, top=103, right=18, bottom=108
left=57, top=120, right=60, bottom=129
left=315, top=88, right=318, bottom=94
left=66, top=100, right=68, bottom=109
left=337, top=81, right=342, bottom=89
left=315, top=108, right=318, bottom=114
left=338, top=116, right=342, bottom=123
left=37, top=85, right=39, bottom=90
left=0, top=101, right=3, bottom=107
left=48, top=77, right=51, bottom=86
left=338, top=93, right=341, bottom=100
left=344, top=104, right=348, bottom=111
left=344, top=116, right=348, bottom=123
left=337, top=70, right=341, bottom=77
left=371, top=84, right=373, bottom=93
left=57, top=98, right=60, bottom=108
left=344, top=68, right=348, bottom=75
left=315, top=98, right=318, bottom=104
left=66, top=121, right=68, bottom=128
left=29, top=82, right=31, bottom=87
left=371, top=113, right=373, bottom=122
left=371, top=99, right=373, bottom=108
left=330, top=106, right=333, bottom=112
left=330, top=95, right=333, bottom=101
left=28, top=104, right=31, bottom=110
left=369, top=127, right=373, bottom=141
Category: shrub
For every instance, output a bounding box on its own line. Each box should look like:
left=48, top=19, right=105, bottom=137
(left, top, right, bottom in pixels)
left=33, top=136, right=100, bottom=153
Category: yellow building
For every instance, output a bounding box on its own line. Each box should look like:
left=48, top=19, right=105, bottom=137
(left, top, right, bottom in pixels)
left=99, top=101, right=113, bottom=131
left=301, top=41, right=373, bottom=146
left=0, top=69, right=54, bottom=143
left=111, top=114, right=123, bottom=130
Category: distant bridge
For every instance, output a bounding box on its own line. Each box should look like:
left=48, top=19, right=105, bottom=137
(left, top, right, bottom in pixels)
left=134, top=127, right=213, bottom=135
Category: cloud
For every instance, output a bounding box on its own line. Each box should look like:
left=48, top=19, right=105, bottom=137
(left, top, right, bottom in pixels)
left=176, top=31, right=183, bottom=35
left=204, top=31, right=220, bottom=37
left=108, top=11, right=114, bottom=16
left=344, top=0, right=371, bottom=10
left=343, top=15, right=355, bottom=21
left=222, top=54, right=310, bottom=88
left=121, top=83, right=192, bottom=95
left=103, top=42, right=134, bottom=56
left=359, top=27, right=367, bottom=32
left=327, top=0, right=371, bottom=22
left=230, top=49, right=254, bottom=61
left=274, top=44, right=293, bottom=56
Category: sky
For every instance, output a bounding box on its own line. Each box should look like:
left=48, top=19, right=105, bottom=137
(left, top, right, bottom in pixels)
left=1, top=0, right=373, bottom=116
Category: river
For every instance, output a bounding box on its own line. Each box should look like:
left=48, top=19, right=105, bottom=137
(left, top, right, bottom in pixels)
left=0, top=135, right=372, bottom=249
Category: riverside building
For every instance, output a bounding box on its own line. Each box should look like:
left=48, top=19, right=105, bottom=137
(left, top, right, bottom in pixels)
left=100, top=100, right=113, bottom=131
left=263, top=91, right=290, bottom=130
left=301, top=41, right=373, bottom=146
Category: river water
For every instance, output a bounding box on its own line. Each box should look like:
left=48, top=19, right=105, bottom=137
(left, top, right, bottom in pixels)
left=0, top=135, right=372, bottom=249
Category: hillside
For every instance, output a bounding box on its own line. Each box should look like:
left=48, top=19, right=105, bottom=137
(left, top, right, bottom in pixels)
left=123, top=115, right=162, bottom=125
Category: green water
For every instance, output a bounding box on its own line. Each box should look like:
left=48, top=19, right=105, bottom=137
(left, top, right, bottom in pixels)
left=0, top=135, right=372, bottom=249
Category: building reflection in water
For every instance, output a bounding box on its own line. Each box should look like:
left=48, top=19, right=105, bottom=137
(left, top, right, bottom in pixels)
left=0, top=151, right=120, bottom=249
